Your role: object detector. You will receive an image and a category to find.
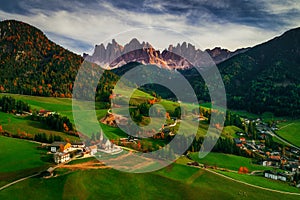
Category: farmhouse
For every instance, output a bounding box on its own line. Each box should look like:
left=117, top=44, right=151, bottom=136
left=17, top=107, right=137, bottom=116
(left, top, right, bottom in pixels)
left=54, top=152, right=70, bottom=164
left=50, top=141, right=67, bottom=153
left=71, top=141, right=85, bottom=148
left=38, top=110, right=55, bottom=117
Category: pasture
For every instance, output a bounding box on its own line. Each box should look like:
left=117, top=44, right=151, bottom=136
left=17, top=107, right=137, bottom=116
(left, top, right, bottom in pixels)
left=189, top=152, right=272, bottom=172
left=0, top=136, right=50, bottom=187
left=0, top=163, right=299, bottom=199
left=276, top=119, right=300, bottom=147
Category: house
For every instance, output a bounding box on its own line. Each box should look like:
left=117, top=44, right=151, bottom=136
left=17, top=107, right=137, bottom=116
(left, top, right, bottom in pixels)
left=277, top=173, right=288, bottom=182
left=89, top=145, right=98, bottom=155
left=234, top=138, right=243, bottom=147
left=286, top=164, right=300, bottom=173
left=38, top=110, right=55, bottom=117
left=269, top=155, right=281, bottom=161
left=71, top=141, right=85, bottom=148
left=54, top=152, right=70, bottom=164
left=240, top=137, right=246, bottom=144
left=262, top=161, right=272, bottom=166
left=264, top=170, right=289, bottom=182
left=264, top=170, right=278, bottom=180
left=49, top=142, right=67, bottom=153
left=236, top=132, right=245, bottom=136
left=234, top=138, right=241, bottom=144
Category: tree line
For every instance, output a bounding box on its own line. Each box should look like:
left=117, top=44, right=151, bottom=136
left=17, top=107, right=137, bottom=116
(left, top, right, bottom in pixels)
left=0, top=96, right=30, bottom=113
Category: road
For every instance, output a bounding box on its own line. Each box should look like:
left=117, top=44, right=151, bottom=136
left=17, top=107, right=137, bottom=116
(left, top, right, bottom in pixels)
left=267, top=130, right=300, bottom=151
left=0, top=173, right=40, bottom=191
left=205, top=168, right=300, bottom=196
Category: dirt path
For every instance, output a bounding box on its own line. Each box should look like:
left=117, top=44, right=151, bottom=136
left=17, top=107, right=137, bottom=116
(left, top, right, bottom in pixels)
left=101, top=152, right=157, bottom=171
left=186, top=169, right=205, bottom=184
left=279, top=123, right=295, bottom=130
left=58, top=161, right=109, bottom=170
left=0, top=173, right=40, bottom=191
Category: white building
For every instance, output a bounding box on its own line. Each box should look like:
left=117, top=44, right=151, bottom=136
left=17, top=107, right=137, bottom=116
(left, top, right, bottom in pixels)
left=54, top=152, right=70, bottom=164
left=89, top=145, right=98, bottom=156
left=264, top=171, right=288, bottom=182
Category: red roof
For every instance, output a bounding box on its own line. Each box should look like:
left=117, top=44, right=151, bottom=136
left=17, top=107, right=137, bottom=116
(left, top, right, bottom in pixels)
left=270, top=155, right=281, bottom=161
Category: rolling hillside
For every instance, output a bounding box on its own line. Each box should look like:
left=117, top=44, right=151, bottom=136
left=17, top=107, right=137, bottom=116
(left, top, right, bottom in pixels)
left=218, top=28, right=300, bottom=116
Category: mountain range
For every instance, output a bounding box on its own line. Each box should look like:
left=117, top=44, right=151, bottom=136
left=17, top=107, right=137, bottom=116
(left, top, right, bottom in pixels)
left=0, top=20, right=299, bottom=117
left=84, top=38, right=248, bottom=69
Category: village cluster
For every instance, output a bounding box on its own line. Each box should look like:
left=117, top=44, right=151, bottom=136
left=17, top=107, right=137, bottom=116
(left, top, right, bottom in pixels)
left=233, top=118, right=300, bottom=186
left=28, top=109, right=300, bottom=187
left=48, top=131, right=123, bottom=164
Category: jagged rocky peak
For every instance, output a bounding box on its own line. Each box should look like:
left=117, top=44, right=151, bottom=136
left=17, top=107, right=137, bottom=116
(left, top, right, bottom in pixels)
left=124, top=38, right=142, bottom=52
left=86, top=39, right=249, bottom=69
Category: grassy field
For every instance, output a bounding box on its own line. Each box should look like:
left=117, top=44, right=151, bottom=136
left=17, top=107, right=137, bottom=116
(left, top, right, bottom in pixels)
left=0, top=93, right=108, bottom=123
left=189, top=152, right=272, bottom=172
left=0, top=163, right=299, bottom=199
left=222, top=126, right=244, bottom=138
left=0, top=136, right=50, bottom=187
left=0, top=112, right=79, bottom=141
left=276, top=119, right=300, bottom=147
left=0, top=128, right=299, bottom=199
left=218, top=170, right=300, bottom=193
left=0, top=136, right=48, bottom=173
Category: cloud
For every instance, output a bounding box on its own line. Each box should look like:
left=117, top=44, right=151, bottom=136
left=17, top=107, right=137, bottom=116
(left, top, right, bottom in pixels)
left=0, top=0, right=299, bottom=54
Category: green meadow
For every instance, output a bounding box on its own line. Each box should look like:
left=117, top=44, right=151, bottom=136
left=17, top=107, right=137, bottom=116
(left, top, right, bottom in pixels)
left=0, top=163, right=299, bottom=200
left=276, top=119, right=300, bottom=147
left=189, top=152, right=272, bottom=172
left=0, top=112, right=79, bottom=141
left=222, top=126, right=244, bottom=138
left=0, top=136, right=50, bottom=187
left=218, top=170, right=300, bottom=193
left=0, top=136, right=47, bottom=173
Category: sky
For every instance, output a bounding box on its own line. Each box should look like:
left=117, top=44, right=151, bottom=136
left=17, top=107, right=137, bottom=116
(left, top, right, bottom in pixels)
left=0, top=0, right=299, bottom=54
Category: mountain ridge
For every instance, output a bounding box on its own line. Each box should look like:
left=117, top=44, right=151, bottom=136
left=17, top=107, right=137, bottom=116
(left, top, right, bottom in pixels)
left=84, top=38, right=249, bottom=69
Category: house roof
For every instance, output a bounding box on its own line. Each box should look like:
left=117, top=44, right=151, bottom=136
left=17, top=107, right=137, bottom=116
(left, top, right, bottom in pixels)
left=71, top=141, right=84, bottom=145
left=270, top=155, right=281, bottom=161
left=234, top=138, right=241, bottom=144
left=50, top=141, right=67, bottom=147
left=89, top=145, right=97, bottom=150
left=39, top=110, right=52, bottom=114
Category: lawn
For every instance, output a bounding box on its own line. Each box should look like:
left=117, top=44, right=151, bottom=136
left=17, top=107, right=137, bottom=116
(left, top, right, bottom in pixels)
left=0, top=136, right=48, bottom=173
left=0, top=136, right=50, bottom=187
left=0, top=164, right=299, bottom=199
left=189, top=152, right=272, bottom=171
left=0, top=112, right=79, bottom=141
left=276, top=119, right=300, bottom=147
